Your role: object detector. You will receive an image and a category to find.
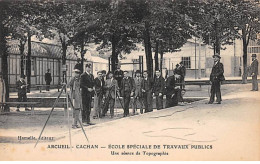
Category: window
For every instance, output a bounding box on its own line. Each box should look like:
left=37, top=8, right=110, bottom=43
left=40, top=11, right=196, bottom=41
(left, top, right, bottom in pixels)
left=181, top=57, right=191, bottom=69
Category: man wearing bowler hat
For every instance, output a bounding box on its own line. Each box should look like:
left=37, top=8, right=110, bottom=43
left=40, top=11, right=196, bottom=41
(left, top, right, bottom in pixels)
left=250, top=54, right=258, bottom=91
left=80, top=64, right=95, bottom=125
left=208, top=53, right=225, bottom=104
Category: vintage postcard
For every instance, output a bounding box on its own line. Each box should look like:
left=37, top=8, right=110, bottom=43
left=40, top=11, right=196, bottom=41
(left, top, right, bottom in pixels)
left=0, top=0, right=260, bottom=161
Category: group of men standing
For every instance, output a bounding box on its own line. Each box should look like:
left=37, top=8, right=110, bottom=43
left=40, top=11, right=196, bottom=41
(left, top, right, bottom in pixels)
left=69, top=63, right=184, bottom=128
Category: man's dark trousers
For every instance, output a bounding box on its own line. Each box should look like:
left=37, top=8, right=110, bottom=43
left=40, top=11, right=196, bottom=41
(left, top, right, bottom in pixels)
left=123, top=91, right=131, bottom=116
left=209, top=80, right=221, bottom=103
left=155, top=95, right=163, bottom=110
left=252, top=75, right=258, bottom=91
left=143, top=91, right=152, bottom=112
left=17, top=93, right=27, bottom=108
left=82, top=92, right=92, bottom=123
left=80, top=72, right=94, bottom=123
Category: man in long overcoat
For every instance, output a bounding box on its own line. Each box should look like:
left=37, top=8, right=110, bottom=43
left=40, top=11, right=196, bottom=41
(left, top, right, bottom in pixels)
left=80, top=64, right=95, bottom=125
left=208, top=53, right=224, bottom=104
left=153, top=70, right=165, bottom=110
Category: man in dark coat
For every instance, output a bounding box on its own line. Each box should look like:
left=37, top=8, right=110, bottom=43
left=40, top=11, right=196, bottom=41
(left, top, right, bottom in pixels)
left=208, top=53, right=224, bottom=104
left=121, top=71, right=135, bottom=117
left=141, top=71, right=153, bottom=113
left=45, top=69, right=52, bottom=91
left=16, top=75, right=30, bottom=111
left=80, top=64, right=95, bottom=125
left=250, top=54, right=258, bottom=91
left=165, top=74, right=177, bottom=108
left=153, top=70, right=165, bottom=110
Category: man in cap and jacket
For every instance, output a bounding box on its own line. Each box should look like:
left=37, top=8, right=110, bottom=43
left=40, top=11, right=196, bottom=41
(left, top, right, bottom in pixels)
left=141, top=71, right=153, bottom=112
left=121, top=71, right=135, bottom=117
left=133, top=70, right=144, bottom=114
left=80, top=64, right=95, bottom=125
left=93, top=71, right=105, bottom=119
left=103, top=71, right=119, bottom=118
left=208, top=53, right=224, bottom=104
left=250, top=54, right=258, bottom=91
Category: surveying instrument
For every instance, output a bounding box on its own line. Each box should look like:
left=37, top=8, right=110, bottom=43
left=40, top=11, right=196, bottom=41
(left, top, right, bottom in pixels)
left=34, top=65, right=88, bottom=149
left=102, top=82, right=124, bottom=118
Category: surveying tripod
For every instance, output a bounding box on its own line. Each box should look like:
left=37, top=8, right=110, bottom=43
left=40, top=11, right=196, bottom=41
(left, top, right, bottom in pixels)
left=34, top=84, right=89, bottom=149
left=102, top=84, right=124, bottom=117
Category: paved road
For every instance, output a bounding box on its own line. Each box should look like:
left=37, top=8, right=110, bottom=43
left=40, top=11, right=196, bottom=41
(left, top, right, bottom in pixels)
left=1, top=84, right=260, bottom=161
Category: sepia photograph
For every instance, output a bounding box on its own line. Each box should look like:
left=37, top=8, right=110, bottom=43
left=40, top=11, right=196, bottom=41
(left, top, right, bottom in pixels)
left=0, top=0, right=260, bottom=161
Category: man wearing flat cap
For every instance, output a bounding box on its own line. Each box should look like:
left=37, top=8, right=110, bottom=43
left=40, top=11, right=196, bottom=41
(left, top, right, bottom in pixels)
left=208, top=53, right=225, bottom=104
left=80, top=64, right=95, bottom=125
left=93, top=71, right=105, bottom=119
left=250, top=54, right=258, bottom=91
left=121, top=70, right=135, bottom=117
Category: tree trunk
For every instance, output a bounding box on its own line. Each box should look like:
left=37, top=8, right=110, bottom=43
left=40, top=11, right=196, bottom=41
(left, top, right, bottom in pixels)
left=19, top=40, right=25, bottom=76
left=154, top=40, right=159, bottom=71
left=111, top=34, right=118, bottom=73
left=26, top=31, right=31, bottom=93
left=80, top=36, right=85, bottom=73
left=242, top=28, right=248, bottom=84
left=61, top=42, right=67, bottom=83
left=143, top=21, right=153, bottom=78
left=0, top=5, right=9, bottom=111
left=159, top=41, right=164, bottom=75
left=214, top=20, right=221, bottom=55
